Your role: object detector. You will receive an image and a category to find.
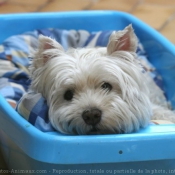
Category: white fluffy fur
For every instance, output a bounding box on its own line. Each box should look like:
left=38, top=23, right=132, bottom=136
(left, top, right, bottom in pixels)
left=29, top=25, right=175, bottom=135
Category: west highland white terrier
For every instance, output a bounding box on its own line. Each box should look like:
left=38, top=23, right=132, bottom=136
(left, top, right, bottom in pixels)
left=29, top=25, right=175, bottom=135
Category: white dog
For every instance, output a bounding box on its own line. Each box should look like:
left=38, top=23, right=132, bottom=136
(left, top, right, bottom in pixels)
left=29, top=25, right=175, bottom=135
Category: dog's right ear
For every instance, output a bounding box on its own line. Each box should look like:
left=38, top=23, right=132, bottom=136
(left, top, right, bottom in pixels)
left=32, top=35, right=64, bottom=69
left=36, top=35, right=64, bottom=65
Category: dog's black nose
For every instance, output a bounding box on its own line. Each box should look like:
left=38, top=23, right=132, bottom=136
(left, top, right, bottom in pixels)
left=82, top=108, right=101, bottom=126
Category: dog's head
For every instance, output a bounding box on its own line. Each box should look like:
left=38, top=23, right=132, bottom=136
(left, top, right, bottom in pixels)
left=29, top=25, right=152, bottom=135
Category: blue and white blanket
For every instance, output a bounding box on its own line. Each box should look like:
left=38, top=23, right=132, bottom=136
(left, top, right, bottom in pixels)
left=0, top=28, right=164, bottom=132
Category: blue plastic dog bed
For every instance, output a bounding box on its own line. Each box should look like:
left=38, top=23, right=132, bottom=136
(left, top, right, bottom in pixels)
left=0, top=11, right=175, bottom=175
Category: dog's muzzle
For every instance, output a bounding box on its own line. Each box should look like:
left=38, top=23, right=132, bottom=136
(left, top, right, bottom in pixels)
left=82, top=108, right=101, bottom=126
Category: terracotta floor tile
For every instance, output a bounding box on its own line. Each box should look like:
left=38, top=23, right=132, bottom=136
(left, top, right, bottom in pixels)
left=145, top=0, right=175, bottom=6
left=0, top=2, right=38, bottom=13
left=40, top=0, right=91, bottom=12
left=132, top=3, right=175, bottom=29
left=90, top=0, right=138, bottom=12
left=161, top=19, right=175, bottom=44
left=0, top=4, right=28, bottom=13
left=9, top=0, right=48, bottom=6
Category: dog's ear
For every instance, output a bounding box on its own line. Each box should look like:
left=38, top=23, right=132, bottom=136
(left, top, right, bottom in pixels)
left=36, top=35, right=64, bottom=64
left=107, top=24, right=138, bottom=55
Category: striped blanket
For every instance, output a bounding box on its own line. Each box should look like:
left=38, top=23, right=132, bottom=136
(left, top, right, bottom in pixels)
left=0, top=28, right=165, bottom=132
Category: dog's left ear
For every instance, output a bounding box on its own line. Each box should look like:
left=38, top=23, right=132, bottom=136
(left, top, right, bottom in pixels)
left=107, top=24, right=138, bottom=55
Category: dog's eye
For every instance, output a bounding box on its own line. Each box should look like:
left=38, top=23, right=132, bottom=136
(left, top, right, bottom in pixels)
left=64, top=90, right=74, bottom=101
left=101, top=82, right=112, bottom=91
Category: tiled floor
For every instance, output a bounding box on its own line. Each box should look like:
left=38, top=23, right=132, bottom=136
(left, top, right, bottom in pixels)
left=0, top=0, right=175, bottom=173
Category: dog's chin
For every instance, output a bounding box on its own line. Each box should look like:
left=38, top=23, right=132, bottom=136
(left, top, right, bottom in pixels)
left=56, top=122, right=120, bottom=135
left=87, top=129, right=119, bottom=135
left=66, top=120, right=122, bottom=135
left=70, top=129, right=119, bottom=135
left=53, top=114, right=143, bottom=135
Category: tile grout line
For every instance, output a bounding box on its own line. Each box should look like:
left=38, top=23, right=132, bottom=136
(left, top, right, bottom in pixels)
left=158, top=10, right=175, bottom=32
left=83, top=0, right=101, bottom=10
left=33, top=0, right=54, bottom=12
left=129, top=0, right=144, bottom=14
